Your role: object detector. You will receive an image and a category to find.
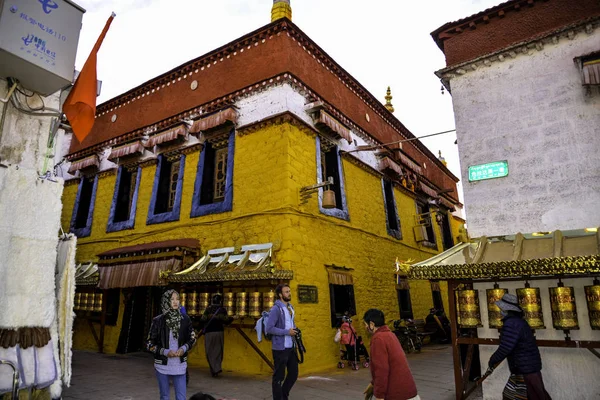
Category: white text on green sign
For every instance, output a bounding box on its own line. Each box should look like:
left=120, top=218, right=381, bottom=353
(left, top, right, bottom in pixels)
left=468, top=161, right=509, bottom=182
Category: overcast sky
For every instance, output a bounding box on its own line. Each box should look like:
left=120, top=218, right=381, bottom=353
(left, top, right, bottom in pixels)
left=72, top=0, right=502, bottom=211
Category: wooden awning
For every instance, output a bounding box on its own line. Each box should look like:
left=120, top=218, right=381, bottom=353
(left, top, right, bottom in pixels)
left=144, top=125, right=187, bottom=148
left=582, top=58, right=600, bottom=85
left=328, top=270, right=353, bottom=285
left=108, top=141, right=145, bottom=160
left=68, top=155, right=99, bottom=174
left=99, top=258, right=182, bottom=289
left=315, top=111, right=353, bottom=144
left=398, top=152, right=422, bottom=175
left=420, top=182, right=439, bottom=199
left=189, top=108, right=238, bottom=134
left=380, top=157, right=404, bottom=176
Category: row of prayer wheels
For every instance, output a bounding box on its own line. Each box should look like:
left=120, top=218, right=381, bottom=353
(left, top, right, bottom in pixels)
left=74, top=292, right=103, bottom=312
left=456, top=279, right=600, bottom=330
left=181, top=290, right=276, bottom=318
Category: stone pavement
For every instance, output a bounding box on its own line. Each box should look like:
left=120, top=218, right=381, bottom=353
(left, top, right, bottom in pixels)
left=62, top=345, right=477, bottom=399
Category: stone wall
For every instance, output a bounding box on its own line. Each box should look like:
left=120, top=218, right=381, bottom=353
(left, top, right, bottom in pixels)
left=449, top=29, right=600, bottom=237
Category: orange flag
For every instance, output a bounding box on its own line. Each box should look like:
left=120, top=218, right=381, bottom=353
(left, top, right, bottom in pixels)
left=64, top=12, right=115, bottom=143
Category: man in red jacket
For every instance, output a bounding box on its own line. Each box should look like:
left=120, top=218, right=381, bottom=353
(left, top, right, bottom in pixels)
left=363, top=309, right=420, bottom=400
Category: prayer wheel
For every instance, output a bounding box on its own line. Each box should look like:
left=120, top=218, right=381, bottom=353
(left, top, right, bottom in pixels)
left=74, top=293, right=82, bottom=310
left=180, top=292, right=187, bottom=309
left=93, top=293, right=103, bottom=312
left=80, top=293, right=89, bottom=311
left=224, top=292, right=235, bottom=316
left=198, top=293, right=210, bottom=315
left=188, top=291, right=198, bottom=316
left=263, top=290, right=275, bottom=312
left=87, top=293, right=96, bottom=311
left=456, top=289, right=482, bottom=328
left=486, top=287, right=508, bottom=329
left=517, top=287, right=545, bottom=329
left=249, top=292, right=261, bottom=318
left=236, top=292, right=248, bottom=318
left=549, top=285, right=579, bottom=330
left=585, top=280, right=600, bottom=330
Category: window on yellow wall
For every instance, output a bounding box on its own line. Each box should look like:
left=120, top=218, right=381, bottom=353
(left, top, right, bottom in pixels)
left=107, top=166, right=141, bottom=232
left=147, top=154, right=185, bottom=225
left=437, top=211, right=454, bottom=250
left=416, top=200, right=436, bottom=247
left=191, top=129, right=235, bottom=218
left=329, top=284, right=356, bottom=327
left=70, top=175, right=98, bottom=238
left=397, top=289, right=414, bottom=320
left=382, top=179, right=402, bottom=239
left=316, top=136, right=348, bottom=220
left=431, top=281, right=444, bottom=311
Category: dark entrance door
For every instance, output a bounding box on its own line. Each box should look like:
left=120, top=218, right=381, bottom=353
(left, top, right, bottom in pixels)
left=117, top=287, right=153, bottom=353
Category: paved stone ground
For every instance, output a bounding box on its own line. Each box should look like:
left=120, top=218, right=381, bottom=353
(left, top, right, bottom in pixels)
left=63, top=345, right=481, bottom=399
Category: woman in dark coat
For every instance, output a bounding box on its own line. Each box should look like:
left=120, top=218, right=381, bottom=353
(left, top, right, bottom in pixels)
left=200, top=293, right=231, bottom=377
left=487, top=293, right=551, bottom=400
left=147, top=289, right=196, bottom=400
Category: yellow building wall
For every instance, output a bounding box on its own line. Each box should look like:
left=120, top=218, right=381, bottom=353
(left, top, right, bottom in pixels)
left=61, top=121, right=458, bottom=375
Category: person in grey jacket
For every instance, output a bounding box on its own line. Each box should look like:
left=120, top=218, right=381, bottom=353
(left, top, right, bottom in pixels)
left=265, top=283, right=298, bottom=400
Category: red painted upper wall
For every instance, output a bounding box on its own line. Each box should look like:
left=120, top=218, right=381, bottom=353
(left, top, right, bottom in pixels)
left=68, top=19, right=459, bottom=199
left=432, top=0, right=600, bottom=68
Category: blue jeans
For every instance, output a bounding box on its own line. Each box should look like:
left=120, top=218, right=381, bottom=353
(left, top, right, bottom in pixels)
left=155, top=370, right=186, bottom=400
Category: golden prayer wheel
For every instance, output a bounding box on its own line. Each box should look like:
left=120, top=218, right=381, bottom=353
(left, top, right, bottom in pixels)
left=74, top=293, right=82, bottom=310
left=236, top=292, right=248, bottom=318
left=263, top=290, right=275, bottom=312
left=549, top=286, right=579, bottom=330
left=198, top=293, right=210, bottom=315
left=517, top=287, right=545, bottom=329
left=249, top=292, right=261, bottom=318
left=93, top=293, right=103, bottom=312
left=224, top=292, right=235, bottom=316
left=87, top=293, right=96, bottom=311
left=180, top=292, right=187, bottom=309
left=486, top=287, right=508, bottom=329
left=456, top=290, right=482, bottom=328
left=188, top=291, right=198, bottom=316
left=585, top=281, right=600, bottom=330
left=80, top=293, right=89, bottom=311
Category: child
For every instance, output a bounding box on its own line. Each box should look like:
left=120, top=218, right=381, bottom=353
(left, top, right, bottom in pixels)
left=340, top=315, right=357, bottom=366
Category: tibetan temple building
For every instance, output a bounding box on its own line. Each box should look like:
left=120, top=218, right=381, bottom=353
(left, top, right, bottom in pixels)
left=60, top=0, right=465, bottom=374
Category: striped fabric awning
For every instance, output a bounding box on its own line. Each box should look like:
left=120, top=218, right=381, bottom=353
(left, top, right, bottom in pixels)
left=582, top=59, right=600, bottom=85
left=380, top=157, right=404, bottom=176
left=420, top=182, right=439, bottom=199
left=98, top=258, right=182, bottom=289
left=316, top=111, right=353, bottom=144
left=398, top=152, right=423, bottom=175
left=327, top=269, right=354, bottom=285
left=189, top=108, right=238, bottom=134
left=144, top=125, right=187, bottom=148
left=108, top=141, right=144, bottom=160
left=68, top=154, right=99, bottom=174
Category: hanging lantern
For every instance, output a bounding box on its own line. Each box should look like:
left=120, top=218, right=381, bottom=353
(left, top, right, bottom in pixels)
left=249, top=292, right=261, bottom=318
left=74, top=293, right=82, bottom=310
left=456, top=289, right=483, bottom=328
left=517, top=287, right=545, bottom=329
left=198, top=293, right=210, bottom=316
left=224, top=292, right=235, bottom=316
left=263, top=290, right=275, bottom=312
left=236, top=292, right=248, bottom=317
left=188, top=291, right=198, bottom=316
left=549, top=284, right=579, bottom=330
left=486, top=286, right=508, bottom=329
left=93, top=293, right=103, bottom=312
left=585, top=279, right=600, bottom=330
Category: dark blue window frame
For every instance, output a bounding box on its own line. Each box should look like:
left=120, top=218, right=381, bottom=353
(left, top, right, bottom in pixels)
left=382, top=179, right=402, bottom=239
left=190, top=129, right=235, bottom=218
left=70, top=175, right=98, bottom=238
left=147, top=154, right=185, bottom=225
left=316, top=136, right=349, bottom=220
left=106, top=166, right=142, bottom=232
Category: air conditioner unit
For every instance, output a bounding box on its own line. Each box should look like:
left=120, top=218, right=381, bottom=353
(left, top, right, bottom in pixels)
left=413, top=225, right=427, bottom=243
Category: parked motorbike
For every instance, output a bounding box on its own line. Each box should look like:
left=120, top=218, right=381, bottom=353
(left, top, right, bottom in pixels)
left=391, top=319, right=422, bottom=354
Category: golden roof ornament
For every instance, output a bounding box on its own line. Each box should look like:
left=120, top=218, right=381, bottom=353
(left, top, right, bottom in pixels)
left=438, top=150, right=447, bottom=166
left=384, top=86, right=394, bottom=113
left=271, top=0, right=292, bottom=22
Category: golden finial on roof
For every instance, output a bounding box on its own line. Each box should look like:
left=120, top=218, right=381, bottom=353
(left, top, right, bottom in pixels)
left=271, top=0, right=292, bottom=22
left=438, top=150, right=447, bottom=166
left=385, top=86, right=394, bottom=113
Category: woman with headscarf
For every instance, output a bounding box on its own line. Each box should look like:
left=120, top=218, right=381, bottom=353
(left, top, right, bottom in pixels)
left=147, top=289, right=196, bottom=400
left=200, top=293, right=231, bottom=377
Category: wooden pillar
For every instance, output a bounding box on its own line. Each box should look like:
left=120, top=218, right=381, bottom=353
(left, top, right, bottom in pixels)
left=99, top=289, right=107, bottom=353
left=448, top=280, right=463, bottom=400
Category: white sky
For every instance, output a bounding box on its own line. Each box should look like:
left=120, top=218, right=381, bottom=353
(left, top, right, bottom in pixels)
left=72, top=0, right=502, bottom=209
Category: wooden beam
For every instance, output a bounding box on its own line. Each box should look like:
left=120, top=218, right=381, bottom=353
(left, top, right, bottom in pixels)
left=99, top=290, right=107, bottom=353
left=234, top=326, right=274, bottom=370
left=88, top=319, right=100, bottom=349
left=448, top=280, right=463, bottom=400
left=461, top=344, right=475, bottom=398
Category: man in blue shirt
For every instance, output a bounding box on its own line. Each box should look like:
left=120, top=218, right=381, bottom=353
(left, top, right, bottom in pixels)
left=265, top=284, right=298, bottom=400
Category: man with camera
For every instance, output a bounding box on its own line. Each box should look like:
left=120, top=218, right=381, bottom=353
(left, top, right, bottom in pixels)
left=265, top=283, right=299, bottom=400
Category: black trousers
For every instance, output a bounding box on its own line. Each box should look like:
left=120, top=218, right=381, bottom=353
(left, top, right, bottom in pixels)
left=272, top=348, right=298, bottom=400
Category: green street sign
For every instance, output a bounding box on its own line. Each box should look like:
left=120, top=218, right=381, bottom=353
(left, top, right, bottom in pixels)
left=468, top=161, right=509, bottom=182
